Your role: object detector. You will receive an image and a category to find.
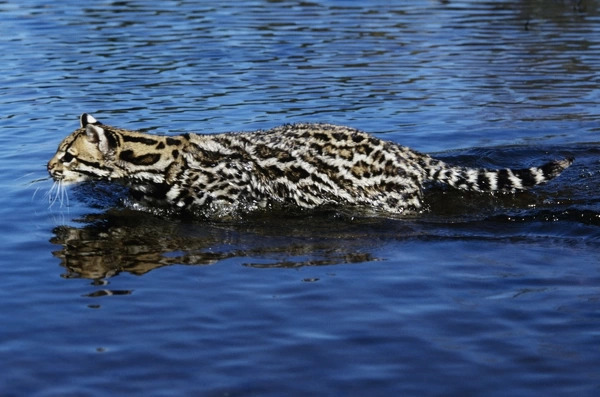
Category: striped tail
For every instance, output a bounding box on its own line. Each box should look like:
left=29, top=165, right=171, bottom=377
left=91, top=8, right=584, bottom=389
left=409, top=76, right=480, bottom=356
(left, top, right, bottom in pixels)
left=428, top=157, right=573, bottom=192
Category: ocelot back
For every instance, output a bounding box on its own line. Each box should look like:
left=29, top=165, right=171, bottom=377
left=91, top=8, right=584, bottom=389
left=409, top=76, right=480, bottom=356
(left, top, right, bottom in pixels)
left=47, top=114, right=572, bottom=217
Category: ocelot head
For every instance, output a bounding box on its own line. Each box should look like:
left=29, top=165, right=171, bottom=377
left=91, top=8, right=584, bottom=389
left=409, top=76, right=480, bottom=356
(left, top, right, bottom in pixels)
left=47, top=114, right=124, bottom=183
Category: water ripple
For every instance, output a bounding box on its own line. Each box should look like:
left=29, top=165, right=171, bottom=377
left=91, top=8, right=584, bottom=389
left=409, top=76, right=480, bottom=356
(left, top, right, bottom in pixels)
left=2, top=1, right=600, bottom=395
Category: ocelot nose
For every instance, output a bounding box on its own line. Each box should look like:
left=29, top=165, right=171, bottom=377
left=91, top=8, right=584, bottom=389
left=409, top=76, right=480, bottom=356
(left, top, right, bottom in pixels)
left=47, top=162, right=55, bottom=171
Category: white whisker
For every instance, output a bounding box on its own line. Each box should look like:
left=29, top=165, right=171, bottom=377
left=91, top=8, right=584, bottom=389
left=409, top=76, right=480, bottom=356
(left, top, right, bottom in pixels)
left=45, top=182, right=55, bottom=200
left=32, top=185, right=42, bottom=201
left=49, top=181, right=60, bottom=208
left=16, top=172, right=35, bottom=182
left=59, top=182, right=64, bottom=207
left=60, top=181, right=69, bottom=208
left=43, top=179, right=70, bottom=211
left=49, top=182, right=57, bottom=199
left=49, top=191, right=58, bottom=208
left=64, top=184, right=70, bottom=209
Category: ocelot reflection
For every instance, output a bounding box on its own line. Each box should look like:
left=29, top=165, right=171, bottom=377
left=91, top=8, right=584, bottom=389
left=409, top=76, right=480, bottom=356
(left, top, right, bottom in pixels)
left=49, top=208, right=387, bottom=280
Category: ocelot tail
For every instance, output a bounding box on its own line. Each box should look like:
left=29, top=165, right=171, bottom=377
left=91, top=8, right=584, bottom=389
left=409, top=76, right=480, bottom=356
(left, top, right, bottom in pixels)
left=47, top=114, right=573, bottom=217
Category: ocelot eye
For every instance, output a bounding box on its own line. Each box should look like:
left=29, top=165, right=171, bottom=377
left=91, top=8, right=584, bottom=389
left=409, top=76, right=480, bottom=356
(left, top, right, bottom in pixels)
left=62, top=152, right=74, bottom=163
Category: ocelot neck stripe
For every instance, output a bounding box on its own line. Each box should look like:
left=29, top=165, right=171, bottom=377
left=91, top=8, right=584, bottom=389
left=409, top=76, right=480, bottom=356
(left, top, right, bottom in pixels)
left=119, top=150, right=161, bottom=166
left=121, top=135, right=160, bottom=146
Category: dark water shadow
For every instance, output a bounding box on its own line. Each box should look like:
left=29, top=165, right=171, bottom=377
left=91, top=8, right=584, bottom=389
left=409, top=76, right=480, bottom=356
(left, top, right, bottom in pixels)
left=50, top=143, right=600, bottom=281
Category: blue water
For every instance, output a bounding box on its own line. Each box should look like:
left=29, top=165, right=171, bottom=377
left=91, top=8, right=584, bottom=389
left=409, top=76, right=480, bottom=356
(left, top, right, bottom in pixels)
left=1, top=1, right=600, bottom=395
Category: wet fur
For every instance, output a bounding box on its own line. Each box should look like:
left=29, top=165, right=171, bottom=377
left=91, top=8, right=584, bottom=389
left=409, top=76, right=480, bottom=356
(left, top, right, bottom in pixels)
left=47, top=114, right=573, bottom=216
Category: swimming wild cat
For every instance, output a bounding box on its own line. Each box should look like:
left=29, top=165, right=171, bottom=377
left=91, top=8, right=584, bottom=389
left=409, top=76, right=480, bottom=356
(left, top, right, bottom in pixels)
left=47, top=114, right=572, bottom=217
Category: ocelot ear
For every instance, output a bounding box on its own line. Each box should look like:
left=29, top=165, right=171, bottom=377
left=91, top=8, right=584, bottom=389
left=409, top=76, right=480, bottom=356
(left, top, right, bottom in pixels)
left=80, top=113, right=100, bottom=128
left=85, top=123, right=115, bottom=156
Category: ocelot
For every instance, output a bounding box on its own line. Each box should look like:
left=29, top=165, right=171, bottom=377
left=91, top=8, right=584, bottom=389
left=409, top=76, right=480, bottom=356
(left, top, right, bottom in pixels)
left=47, top=114, right=572, bottom=217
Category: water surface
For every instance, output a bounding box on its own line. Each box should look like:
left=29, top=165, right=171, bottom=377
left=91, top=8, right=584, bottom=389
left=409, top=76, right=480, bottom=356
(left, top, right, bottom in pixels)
left=1, top=1, right=599, bottom=395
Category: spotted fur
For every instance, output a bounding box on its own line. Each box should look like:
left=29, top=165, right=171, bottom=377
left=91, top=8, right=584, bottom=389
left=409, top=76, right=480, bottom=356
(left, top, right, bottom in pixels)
left=47, top=114, right=573, bottom=216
